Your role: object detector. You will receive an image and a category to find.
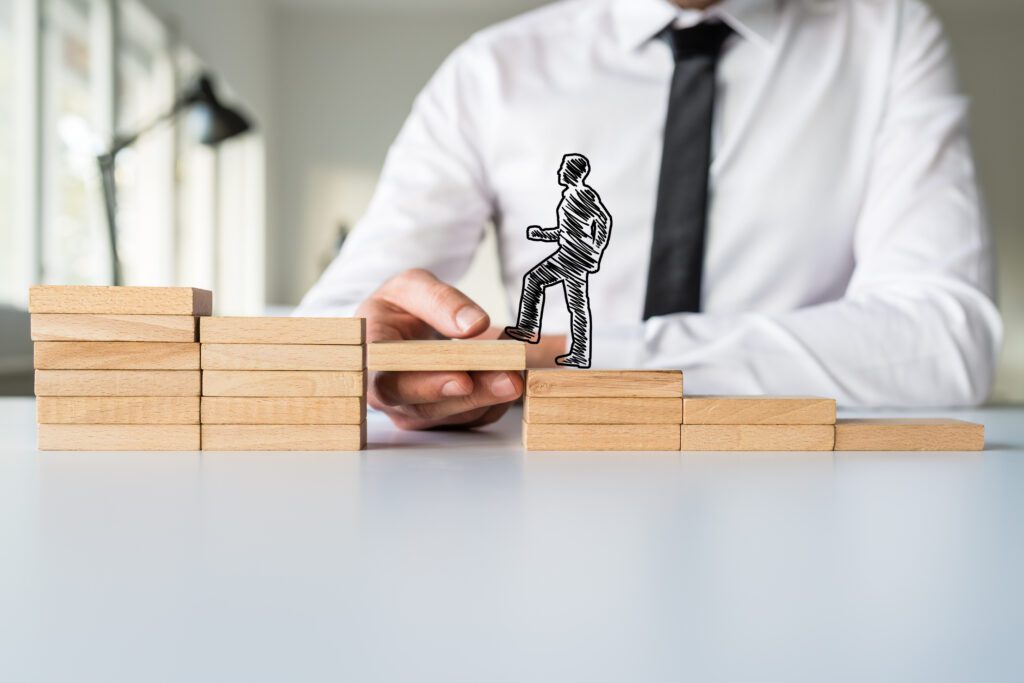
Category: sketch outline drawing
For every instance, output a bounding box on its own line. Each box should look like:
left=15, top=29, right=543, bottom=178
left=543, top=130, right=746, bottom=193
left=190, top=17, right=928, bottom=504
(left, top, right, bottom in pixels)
left=504, top=153, right=612, bottom=368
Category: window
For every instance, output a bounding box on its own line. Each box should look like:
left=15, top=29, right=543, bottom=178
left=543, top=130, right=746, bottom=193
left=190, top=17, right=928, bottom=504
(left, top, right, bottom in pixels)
left=174, top=46, right=216, bottom=294
left=2, top=0, right=264, bottom=312
left=40, top=0, right=109, bottom=286
left=2, top=0, right=45, bottom=307
left=173, top=45, right=265, bottom=314
left=114, top=0, right=174, bottom=286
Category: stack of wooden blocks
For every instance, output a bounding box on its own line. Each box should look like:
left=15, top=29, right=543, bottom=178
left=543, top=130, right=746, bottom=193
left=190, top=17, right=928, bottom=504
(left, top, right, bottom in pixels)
left=30, top=285, right=210, bottom=451
left=26, top=285, right=984, bottom=453
left=678, top=398, right=983, bottom=451
left=523, top=370, right=685, bottom=451
left=681, top=396, right=837, bottom=450
left=522, top=371, right=984, bottom=452
left=199, top=317, right=367, bottom=450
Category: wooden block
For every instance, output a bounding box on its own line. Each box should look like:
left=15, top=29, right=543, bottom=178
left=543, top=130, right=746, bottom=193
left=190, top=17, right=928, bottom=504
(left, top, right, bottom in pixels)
left=525, top=370, right=683, bottom=398
left=200, top=316, right=364, bottom=344
left=34, top=342, right=200, bottom=370
left=201, top=344, right=365, bottom=371
left=524, top=396, right=682, bottom=424
left=201, top=397, right=365, bottom=425
left=834, top=418, right=984, bottom=451
left=201, top=424, right=366, bottom=451
left=38, top=424, right=200, bottom=451
left=368, top=340, right=525, bottom=371
left=35, top=370, right=200, bottom=397
left=683, top=396, right=836, bottom=425
left=522, top=422, right=680, bottom=451
left=37, top=396, right=199, bottom=424
left=202, top=370, right=365, bottom=397
left=31, top=313, right=197, bottom=342
left=29, top=285, right=212, bottom=315
left=680, top=425, right=835, bottom=451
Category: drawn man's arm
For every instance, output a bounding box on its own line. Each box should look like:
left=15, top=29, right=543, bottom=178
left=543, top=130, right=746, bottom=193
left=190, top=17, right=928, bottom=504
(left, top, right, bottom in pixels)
left=527, top=225, right=559, bottom=242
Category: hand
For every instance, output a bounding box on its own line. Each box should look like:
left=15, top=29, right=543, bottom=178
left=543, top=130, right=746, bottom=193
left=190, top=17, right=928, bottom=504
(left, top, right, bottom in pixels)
left=526, top=225, right=544, bottom=240
left=356, top=268, right=524, bottom=430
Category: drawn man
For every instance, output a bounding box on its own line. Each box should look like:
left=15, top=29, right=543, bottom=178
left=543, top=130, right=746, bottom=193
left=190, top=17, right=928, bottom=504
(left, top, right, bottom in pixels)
left=504, top=154, right=612, bottom=368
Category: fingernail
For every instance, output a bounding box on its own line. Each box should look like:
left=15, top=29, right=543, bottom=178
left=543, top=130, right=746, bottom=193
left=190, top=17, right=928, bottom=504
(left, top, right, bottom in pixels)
left=441, top=380, right=468, bottom=397
left=490, top=373, right=517, bottom=398
left=454, top=305, right=486, bottom=332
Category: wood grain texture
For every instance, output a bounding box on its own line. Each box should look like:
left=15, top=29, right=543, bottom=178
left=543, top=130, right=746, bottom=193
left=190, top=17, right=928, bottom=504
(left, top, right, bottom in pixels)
left=202, top=370, right=365, bottom=397
left=201, top=397, right=365, bottom=424
left=38, top=424, right=200, bottom=451
left=37, top=396, right=199, bottom=424
left=29, top=285, right=211, bottom=315
left=201, top=343, right=365, bottom=371
left=368, top=340, right=525, bottom=371
left=34, top=370, right=200, bottom=397
left=201, top=424, right=366, bottom=451
left=680, top=425, right=835, bottom=451
left=683, top=396, right=836, bottom=425
left=834, top=418, right=984, bottom=451
left=525, top=370, right=683, bottom=398
left=524, top=396, right=682, bottom=424
left=522, top=422, right=680, bottom=451
left=200, top=316, right=364, bottom=344
left=34, top=341, right=200, bottom=369
left=31, top=314, right=197, bottom=342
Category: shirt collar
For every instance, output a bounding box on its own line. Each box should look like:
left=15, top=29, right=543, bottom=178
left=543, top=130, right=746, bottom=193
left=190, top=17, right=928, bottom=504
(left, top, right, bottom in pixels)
left=610, top=0, right=782, bottom=53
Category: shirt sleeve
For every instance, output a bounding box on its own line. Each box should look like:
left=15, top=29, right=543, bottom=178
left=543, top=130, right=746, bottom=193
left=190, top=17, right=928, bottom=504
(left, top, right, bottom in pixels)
left=296, top=41, right=493, bottom=316
left=607, top=0, right=1002, bottom=407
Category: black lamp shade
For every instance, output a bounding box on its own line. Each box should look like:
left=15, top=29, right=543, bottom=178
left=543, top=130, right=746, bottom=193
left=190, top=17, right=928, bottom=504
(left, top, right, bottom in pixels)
left=183, top=74, right=252, bottom=146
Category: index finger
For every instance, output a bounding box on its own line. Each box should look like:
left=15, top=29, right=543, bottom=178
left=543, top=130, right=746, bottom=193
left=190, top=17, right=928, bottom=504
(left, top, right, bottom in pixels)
left=378, top=269, right=490, bottom=339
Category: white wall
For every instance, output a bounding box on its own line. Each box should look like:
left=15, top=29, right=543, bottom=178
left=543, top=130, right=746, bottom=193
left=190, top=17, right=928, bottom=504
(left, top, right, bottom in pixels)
left=930, top=1, right=1024, bottom=403
left=138, top=0, right=273, bottom=123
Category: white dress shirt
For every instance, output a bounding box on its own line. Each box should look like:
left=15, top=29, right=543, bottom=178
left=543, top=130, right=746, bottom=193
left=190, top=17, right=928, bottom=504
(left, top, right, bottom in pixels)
left=298, top=0, right=1001, bottom=407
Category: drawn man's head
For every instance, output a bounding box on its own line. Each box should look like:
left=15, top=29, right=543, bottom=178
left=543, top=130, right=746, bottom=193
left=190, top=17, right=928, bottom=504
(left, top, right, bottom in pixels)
left=558, top=154, right=590, bottom=187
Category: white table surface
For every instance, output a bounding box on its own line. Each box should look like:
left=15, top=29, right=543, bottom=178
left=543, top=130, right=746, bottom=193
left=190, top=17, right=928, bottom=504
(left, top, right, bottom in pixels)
left=2, top=397, right=1022, bottom=682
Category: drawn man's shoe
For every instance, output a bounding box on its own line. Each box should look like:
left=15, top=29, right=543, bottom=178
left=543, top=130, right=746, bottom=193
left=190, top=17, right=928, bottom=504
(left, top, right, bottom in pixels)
left=503, top=327, right=540, bottom=344
left=554, top=353, right=591, bottom=368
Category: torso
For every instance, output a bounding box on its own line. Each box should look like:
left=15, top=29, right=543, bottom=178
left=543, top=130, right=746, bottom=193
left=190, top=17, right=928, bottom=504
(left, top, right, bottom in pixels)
left=465, top=0, right=898, bottom=331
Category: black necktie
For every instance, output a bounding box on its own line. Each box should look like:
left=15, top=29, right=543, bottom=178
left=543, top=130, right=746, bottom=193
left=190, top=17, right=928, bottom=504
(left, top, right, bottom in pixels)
left=643, top=22, right=733, bottom=319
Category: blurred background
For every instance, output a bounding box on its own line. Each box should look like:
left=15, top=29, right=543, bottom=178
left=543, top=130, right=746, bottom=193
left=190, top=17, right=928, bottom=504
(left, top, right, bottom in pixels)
left=0, top=0, right=1020, bottom=402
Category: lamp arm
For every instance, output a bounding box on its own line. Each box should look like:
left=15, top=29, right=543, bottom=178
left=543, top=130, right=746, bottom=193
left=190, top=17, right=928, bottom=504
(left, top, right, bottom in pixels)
left=105, top=100, right=187, bottom=157
left=97, top=156, right=122, bottom=285
left=96, top=99, right=185, bottom=286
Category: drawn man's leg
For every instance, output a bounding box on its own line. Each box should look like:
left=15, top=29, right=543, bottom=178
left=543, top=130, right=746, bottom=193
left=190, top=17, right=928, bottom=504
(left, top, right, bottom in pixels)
left=558, top=273, right=592, bottom=368
left=506, top=257, right=562, bottom=343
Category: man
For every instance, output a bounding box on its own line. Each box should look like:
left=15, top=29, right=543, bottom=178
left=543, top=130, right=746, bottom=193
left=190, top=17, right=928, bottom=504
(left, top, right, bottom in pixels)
left=505, top=154, right=612, bottom=368
left=298, top=0, right=1001, bottom=431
